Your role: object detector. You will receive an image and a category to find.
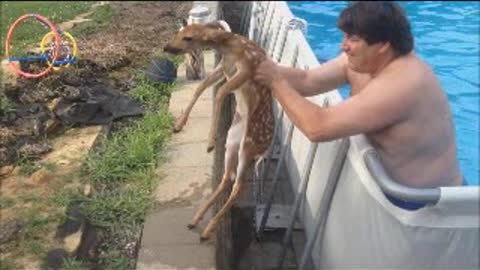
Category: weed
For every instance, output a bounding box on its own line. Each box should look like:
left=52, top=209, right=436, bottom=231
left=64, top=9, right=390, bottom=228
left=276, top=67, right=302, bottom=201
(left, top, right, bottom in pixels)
left=97, top=249, right=132, bottom=270
left=61, top=257, right=90, bottom=270
left=16, top=157, right=41, bottom=176
left=81, top=62, right=176, bottom=269
left=39, top=161, right=57, bottom=172
left=85, top=109, right=172, bottom=185
left=0, top=259, right=18, bottom=270
left=0, top=93, right=16, bottom=116
left=70, top=4, right=114, bottom=39
left=48, top=186, right=85, bottom=208
left=130, top=75, right=173, bottom=109
left=0, top=196, right=16, bottom=209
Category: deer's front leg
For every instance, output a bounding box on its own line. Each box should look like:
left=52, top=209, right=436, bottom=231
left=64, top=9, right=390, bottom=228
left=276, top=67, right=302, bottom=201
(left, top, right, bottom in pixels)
left=174, top=64, right=224, bottom=133
left=206, top=68, right=249, bottom=153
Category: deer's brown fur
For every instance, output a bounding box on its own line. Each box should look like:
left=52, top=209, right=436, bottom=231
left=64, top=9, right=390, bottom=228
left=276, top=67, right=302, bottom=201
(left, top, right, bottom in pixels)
left=164, top=20, right=274, bottom=241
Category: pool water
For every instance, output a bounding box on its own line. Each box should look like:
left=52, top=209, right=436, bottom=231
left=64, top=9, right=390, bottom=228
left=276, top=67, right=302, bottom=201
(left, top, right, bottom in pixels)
left=287, top=1, right=479, bottom=186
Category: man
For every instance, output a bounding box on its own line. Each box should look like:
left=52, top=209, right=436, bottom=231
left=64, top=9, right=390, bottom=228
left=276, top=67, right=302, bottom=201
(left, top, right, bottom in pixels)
left=254, top=2, right=464, bottom=208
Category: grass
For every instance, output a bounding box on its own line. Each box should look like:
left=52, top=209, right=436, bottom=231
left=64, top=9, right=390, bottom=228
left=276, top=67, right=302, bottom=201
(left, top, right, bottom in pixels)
left=0, top=196, right=16, bottom=209
left=0, top=92, right=16, bottom=116
left=73, top=54, right=182, bottom=269
left=0, top=2, right=115, bottom=269
left=0, top=196, right=67, bottom=270
left=60, top=257, right=90, bottom=270
left=69, top=4, right=113, bottom=39
left=16, top=157, right=42, bottom=176
left=0, top=259, right=17, bottom=270
left=1, top=2, right=183, bottom=269
left=1, top=1, right=113, bottom=56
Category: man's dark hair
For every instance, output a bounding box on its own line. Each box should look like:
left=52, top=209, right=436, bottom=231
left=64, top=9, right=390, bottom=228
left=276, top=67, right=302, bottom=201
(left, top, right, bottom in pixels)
left=337, top=1, right=414, bottom=55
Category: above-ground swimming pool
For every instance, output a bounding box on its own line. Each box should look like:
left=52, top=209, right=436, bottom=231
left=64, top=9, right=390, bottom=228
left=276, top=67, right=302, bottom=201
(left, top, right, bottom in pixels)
left=287, top=1, right=479, bottom=186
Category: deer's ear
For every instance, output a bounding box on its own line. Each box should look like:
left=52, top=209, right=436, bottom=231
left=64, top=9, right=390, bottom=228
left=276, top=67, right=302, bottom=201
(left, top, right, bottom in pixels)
left=204, top=22, right=222, bottom=30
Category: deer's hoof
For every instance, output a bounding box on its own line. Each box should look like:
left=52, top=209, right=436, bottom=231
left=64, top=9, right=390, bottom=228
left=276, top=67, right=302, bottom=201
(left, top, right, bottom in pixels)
left=187, top=223, right=196, bottom=230
left=200, top=234, right=211, bottom=242
left=173, top=125, right=183, bottom=133
left=206, top=144, right=215, bottom=153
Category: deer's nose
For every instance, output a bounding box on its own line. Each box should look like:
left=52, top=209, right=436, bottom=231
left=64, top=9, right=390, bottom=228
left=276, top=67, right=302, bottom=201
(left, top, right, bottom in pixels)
left=163, top=45, right=172, bottom=52
left=163, top=45, right=181, bottom=54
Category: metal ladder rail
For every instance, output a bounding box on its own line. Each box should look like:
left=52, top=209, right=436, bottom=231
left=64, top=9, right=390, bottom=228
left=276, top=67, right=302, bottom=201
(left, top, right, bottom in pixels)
left=275, top=98, right=328, bottom=269
left=276, top=141, right=318, bottom=269
left=298, top=136, right=351, bottom=270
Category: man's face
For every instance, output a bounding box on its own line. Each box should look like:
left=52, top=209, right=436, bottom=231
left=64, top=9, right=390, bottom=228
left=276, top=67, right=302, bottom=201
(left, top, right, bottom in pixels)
left=340, top=32, right=383, bottom=74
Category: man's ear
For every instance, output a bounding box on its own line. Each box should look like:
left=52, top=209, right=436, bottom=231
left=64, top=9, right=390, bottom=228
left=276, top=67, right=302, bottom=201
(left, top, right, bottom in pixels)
left=379, top=41, right=390, bottom=54
left=181, top=18, right=188, bottom=27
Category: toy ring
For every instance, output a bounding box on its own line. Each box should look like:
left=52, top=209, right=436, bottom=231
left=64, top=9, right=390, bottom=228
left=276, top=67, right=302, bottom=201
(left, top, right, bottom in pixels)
left=5, top=14, right=61, bottom=78
left=40, top=30, right=78, bottom=71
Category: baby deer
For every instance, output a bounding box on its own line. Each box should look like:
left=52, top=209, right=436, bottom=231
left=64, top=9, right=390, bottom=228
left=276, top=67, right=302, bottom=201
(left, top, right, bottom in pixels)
left=164, top=19, right=274, bottom=241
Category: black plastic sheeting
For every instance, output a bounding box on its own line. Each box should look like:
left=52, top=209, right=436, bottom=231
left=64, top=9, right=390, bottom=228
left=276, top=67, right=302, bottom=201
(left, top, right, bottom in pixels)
left=53, top=83, right=144, bottom=125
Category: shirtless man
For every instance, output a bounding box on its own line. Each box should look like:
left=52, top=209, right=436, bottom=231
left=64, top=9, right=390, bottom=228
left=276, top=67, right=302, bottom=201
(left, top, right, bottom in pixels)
left=254, top=2, right=464, bottom=194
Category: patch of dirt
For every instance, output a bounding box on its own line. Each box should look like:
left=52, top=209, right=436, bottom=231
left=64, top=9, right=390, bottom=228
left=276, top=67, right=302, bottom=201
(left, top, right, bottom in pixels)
left=0, top=1, right=192, bottom=167
left=0, top=2, right=193, bottom=268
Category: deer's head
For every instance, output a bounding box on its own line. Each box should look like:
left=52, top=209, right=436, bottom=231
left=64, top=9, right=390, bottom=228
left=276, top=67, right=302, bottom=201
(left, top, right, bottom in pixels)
left=163, top=19, right=230, bottom=54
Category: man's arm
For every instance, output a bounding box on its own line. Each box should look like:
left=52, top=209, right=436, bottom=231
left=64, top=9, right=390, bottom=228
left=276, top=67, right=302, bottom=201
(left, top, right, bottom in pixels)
left=271, top=71, right=415, bottom=142
left=255, top=53, right=349, bottom=97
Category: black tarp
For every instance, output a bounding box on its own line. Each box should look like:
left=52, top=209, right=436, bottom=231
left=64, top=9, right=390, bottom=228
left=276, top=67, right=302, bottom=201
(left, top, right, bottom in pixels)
left=53, top=83, right=144, bottom=125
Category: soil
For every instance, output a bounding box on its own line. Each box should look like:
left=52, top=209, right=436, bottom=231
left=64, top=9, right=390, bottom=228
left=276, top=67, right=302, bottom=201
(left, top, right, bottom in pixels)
left=0, top=1, right=193, bottom=168
left=0, top=2, right=193, bottom=268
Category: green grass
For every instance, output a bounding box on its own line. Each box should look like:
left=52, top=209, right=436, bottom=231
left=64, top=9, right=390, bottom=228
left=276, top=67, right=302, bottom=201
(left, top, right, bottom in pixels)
left=69, top=4, right=113, bottom=39
left=0, top=259, right=17, bottom=270
left=2, top=3, right=182, bottom=268
left=76, top=58, right=181, bottom=269
left=82, top=106, right=173, bottom=229
left=0, top=196, right=16, bottom=209
left=59, top=257, right=90, bottom=270
left=15, top=157, right=41, bottom=176
left=0, top=92, right=16, bottom=116
left=1, top=1, right=113, bottom=56
left=0, top=2, right=116, bottom=268
left=84, top=110, right=173, bottom=185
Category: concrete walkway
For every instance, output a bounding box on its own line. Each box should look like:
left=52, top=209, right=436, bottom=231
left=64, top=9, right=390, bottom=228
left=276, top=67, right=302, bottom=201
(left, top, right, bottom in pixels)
left=137, top=51, right=217, bottom=270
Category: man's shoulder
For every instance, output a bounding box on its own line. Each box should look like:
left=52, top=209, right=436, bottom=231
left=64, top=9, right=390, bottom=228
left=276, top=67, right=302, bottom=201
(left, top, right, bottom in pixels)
left=389, top=53, right=431, bottom=77
left=381, top=53, right=431, bottom=88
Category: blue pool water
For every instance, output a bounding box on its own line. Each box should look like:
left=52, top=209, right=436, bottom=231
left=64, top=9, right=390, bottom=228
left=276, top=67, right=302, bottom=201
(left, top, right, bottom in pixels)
left=287, top=1, right=479, bottom=186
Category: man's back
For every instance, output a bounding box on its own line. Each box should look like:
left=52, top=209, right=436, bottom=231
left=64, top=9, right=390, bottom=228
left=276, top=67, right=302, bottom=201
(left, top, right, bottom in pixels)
left=351, top=53, right=463, bottom=188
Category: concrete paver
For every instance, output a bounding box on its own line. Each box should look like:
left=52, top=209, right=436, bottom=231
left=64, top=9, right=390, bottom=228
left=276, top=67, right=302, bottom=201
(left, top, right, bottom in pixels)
left=137, top=51, right=217, bottom=270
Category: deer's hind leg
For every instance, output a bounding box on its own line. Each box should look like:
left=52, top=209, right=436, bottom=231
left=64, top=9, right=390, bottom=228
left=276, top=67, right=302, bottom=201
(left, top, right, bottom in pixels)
left=188, top=113, right=243, bottom=229
left=200, top=132, right=256, bottom=241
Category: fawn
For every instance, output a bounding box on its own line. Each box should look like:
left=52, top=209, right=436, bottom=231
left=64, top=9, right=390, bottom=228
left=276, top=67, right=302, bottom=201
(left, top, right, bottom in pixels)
left=164, top=19, right=274, bottom=241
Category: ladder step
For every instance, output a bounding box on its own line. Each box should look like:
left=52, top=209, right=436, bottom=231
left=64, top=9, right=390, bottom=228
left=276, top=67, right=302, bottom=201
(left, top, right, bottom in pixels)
left=255, top=204, right=303, bottom=231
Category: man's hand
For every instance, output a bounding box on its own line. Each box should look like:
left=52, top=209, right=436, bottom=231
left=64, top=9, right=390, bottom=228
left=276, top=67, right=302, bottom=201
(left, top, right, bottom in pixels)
left=254, top=58, right=283, bottom=89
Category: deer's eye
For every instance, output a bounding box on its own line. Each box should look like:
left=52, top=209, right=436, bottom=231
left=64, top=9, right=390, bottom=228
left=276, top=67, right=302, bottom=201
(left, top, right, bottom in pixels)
left=183, top=37, right=193, bottom=41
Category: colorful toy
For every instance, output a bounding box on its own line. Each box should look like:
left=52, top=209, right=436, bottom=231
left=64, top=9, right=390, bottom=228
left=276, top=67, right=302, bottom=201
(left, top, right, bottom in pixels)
left=40, top=29, right=78, bottom=71
left=5, top=13, right=78, bottom=78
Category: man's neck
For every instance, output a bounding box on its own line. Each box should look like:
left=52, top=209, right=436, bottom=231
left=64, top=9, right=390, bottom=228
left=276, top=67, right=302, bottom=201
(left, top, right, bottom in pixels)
left=371, top=51, right=398, bottom=78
